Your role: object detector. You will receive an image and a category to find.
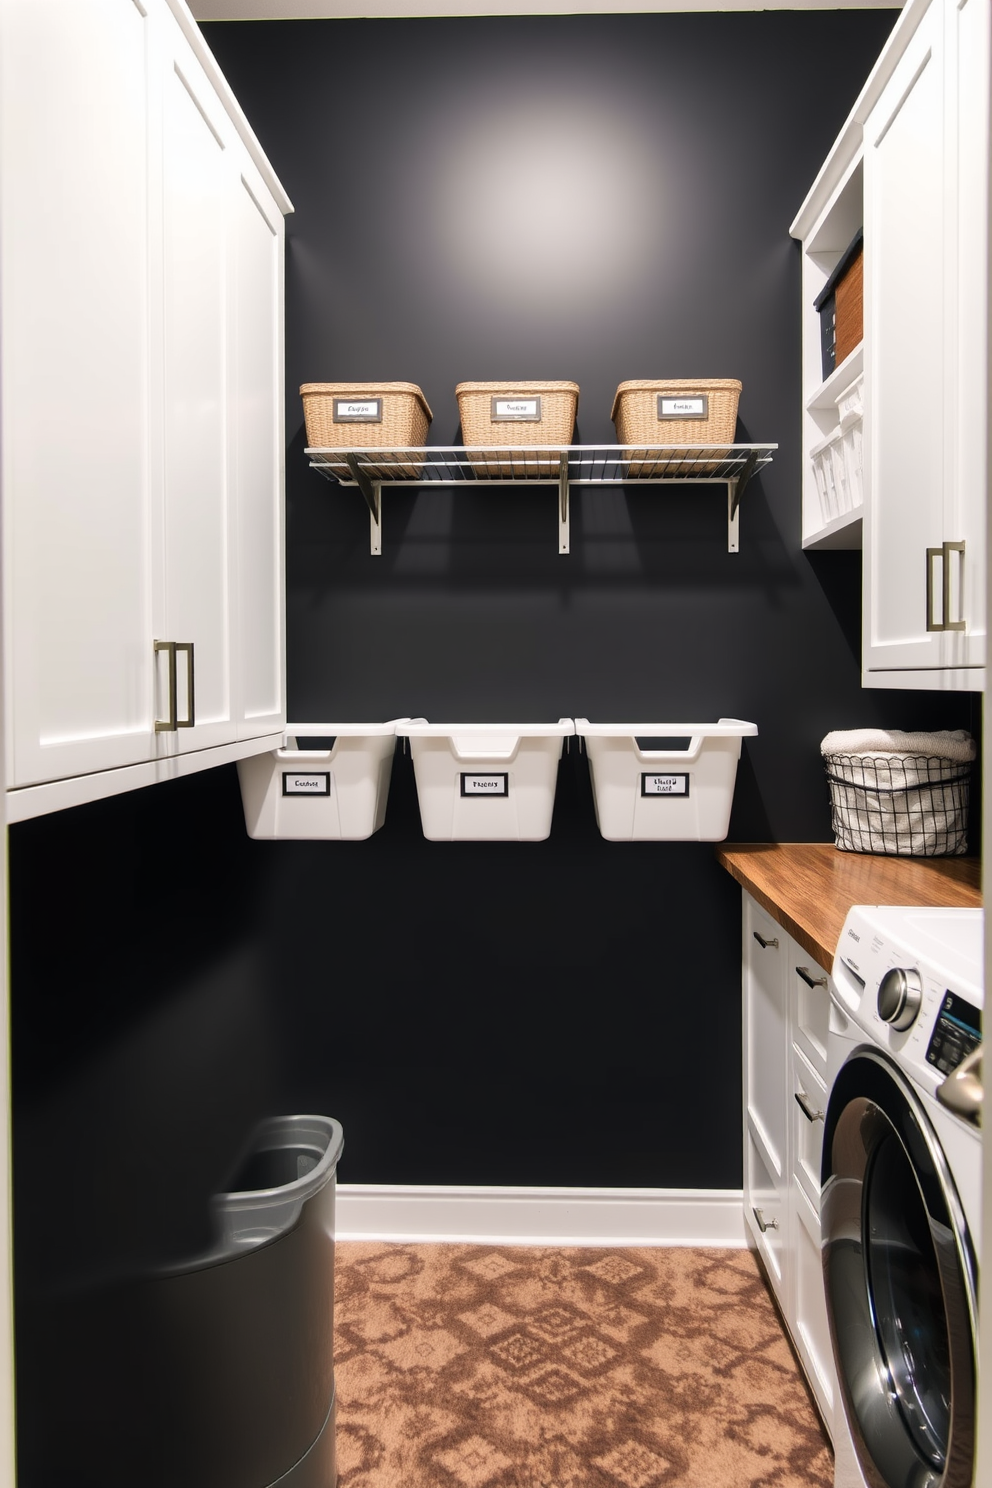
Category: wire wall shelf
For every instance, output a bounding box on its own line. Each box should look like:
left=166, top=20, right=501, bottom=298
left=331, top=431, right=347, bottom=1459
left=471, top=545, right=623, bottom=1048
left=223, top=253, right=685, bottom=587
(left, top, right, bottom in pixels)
left=305, top=443, right=777, bottom=555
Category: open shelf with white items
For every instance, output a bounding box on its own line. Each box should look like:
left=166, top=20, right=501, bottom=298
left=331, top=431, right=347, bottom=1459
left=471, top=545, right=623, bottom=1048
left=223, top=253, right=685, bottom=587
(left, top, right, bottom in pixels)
left=306, top=443, right=776, bottom=556
left=792, top=143, right=864, bottom=550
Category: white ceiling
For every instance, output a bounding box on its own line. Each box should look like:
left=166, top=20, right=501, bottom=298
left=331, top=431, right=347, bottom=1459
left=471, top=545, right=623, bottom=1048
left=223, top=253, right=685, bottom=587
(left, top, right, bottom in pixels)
left=191, top=0, right=899, bottom=20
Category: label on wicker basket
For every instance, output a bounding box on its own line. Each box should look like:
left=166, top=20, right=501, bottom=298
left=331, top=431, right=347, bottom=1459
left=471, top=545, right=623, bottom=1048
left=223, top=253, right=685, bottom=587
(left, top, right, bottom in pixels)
left=658, top=395, right=708, bottom=420
left=491, top=397, right=542, bottom=422
left=333, top=399, right=383, bottom=423
left=641, top=772, right=690, bottom=797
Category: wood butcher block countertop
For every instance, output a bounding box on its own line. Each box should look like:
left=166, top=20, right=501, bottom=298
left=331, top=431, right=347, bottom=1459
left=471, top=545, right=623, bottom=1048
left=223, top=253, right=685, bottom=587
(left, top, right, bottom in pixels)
left=716, top=843, right=982, bottom=973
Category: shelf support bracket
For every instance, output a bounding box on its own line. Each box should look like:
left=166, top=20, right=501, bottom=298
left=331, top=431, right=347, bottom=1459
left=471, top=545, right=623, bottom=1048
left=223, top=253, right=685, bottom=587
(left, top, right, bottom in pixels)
left=345, top=454, right=382, bottom=556
left=558, top=451, right=569, bottom=554
left=727, top=450, right=760, bottom=554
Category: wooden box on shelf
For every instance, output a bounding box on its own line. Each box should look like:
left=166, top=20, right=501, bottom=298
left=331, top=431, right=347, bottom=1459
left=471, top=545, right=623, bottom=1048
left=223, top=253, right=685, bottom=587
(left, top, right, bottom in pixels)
left=813, top=228, right=863, bottom=380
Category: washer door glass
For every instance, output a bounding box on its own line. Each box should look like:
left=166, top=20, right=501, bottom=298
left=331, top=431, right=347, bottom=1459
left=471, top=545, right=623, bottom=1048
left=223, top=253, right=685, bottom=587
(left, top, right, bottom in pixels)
left=821, top=1050, right=977, bottom=1488
left=865, top=1130, right=950, bottom=1467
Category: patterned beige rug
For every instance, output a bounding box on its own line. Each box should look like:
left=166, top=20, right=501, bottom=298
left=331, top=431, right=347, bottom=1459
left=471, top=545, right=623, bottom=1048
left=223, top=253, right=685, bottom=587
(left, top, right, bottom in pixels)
left=334, top=1243, right=833, bottom=1488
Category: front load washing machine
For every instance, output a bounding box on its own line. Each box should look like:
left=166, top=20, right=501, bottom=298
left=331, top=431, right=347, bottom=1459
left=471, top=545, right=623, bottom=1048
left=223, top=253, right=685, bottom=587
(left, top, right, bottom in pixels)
left=825, top=905, right=982, bottom=1488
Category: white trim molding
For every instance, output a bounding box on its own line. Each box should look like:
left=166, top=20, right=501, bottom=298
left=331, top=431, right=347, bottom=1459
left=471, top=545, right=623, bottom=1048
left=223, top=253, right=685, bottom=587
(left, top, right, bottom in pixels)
left=336, top=1184, right=747, bottom=1247
left=192, top=0, right=903, bottom=19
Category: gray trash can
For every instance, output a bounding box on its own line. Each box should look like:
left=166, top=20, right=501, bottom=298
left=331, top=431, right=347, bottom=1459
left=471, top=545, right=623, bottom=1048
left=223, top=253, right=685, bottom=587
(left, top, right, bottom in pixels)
left=146, top=1114, right=345, bottom=1488
left=16, top=1115, right=344, bottom=1488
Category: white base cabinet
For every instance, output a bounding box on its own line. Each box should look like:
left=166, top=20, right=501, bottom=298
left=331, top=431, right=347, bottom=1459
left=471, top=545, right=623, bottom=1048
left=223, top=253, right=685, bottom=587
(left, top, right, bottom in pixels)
left=742, top=891, right=835, bottom=1434
left=0, top=0, right=290, bottom=817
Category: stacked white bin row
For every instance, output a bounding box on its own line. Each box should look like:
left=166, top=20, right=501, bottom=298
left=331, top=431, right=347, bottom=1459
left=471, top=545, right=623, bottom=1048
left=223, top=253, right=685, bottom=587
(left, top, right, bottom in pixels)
left=237, top=718, right=757, bottom=842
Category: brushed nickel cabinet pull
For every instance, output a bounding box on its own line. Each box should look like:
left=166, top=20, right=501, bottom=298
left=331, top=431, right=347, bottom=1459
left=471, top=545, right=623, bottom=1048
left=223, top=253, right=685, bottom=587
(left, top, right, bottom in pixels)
left=753, top=931, right=779, bottom=950
left=926, top=545, right=944, bottom=631
left=927, top=541, right=967, bottom=632
left=154, top=640, right=177, bottom=732
left=943, top=540, right=966, bottom=631
left=175, top=641, right=195, bottom=728
left=795, top=1090, right=824, bottom=1123
left=796, top=966, right=828, bottom=989
left=752, top=1207, right=778, bottom=1234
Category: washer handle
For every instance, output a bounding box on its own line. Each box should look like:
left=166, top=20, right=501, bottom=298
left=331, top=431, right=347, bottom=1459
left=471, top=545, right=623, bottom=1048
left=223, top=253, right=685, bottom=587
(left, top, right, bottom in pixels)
left=936, top=1047, right=983, bottom=1125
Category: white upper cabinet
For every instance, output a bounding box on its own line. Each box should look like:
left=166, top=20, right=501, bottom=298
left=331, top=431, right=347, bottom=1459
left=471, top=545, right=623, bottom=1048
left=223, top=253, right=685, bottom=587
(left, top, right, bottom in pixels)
left=230, top=168, right=287, bottom=742
left=863, top=0, right=948, bottom=676
left=863, top=0, right=987, bottom=686
left=791, top=0, right=987, bottom=691
left=1, top=0, right=159, bottom=788
left=1, top=0, right=292, bottom=816
left=159, top=37, right=237, bottom=754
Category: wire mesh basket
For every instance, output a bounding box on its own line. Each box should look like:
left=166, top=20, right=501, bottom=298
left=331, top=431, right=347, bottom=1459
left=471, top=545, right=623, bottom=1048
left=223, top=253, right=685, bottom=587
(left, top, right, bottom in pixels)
left=824, top=752, right=972, bottom=856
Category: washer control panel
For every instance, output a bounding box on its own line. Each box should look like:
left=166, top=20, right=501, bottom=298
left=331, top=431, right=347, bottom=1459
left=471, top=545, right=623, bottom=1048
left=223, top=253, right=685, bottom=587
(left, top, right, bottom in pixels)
left=925, top=992, right=982, bottom=1076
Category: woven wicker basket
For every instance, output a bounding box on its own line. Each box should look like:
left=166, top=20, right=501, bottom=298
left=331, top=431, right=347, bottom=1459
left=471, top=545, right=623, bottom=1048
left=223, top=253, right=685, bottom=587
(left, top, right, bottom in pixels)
left=301, top=382, right=432, bottom=448
left=301, top=381, right=432, bottom=479
left=611, top=379, right=741, bottom=475
left=456, top=381, right=579, bottom=477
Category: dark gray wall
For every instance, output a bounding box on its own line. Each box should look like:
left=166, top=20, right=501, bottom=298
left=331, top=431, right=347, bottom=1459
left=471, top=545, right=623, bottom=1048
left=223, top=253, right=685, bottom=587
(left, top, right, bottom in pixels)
left=11, top=25, right=984, bottom=1467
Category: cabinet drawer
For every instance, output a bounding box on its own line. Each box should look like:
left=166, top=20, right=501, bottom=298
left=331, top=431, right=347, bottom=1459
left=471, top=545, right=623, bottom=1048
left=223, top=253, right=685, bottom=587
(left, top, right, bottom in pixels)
left=791, top=958, right=830, bottom=1079
left=745, top=1129, right=787, bottom=1302
left=744, top=896, right=789, bottom=1180
left=792, top=1046, right=827, bottom=1208
left=793, top=1178, right=835, bottom=1434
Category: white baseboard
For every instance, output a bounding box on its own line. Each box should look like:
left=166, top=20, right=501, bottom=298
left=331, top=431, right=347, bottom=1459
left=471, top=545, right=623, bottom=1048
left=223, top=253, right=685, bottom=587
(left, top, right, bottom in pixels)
left=336, top=1184, right=747, bottom=1248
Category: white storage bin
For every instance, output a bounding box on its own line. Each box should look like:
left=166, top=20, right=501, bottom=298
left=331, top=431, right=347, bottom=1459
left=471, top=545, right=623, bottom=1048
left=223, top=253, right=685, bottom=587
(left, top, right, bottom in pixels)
left=574, top=718, right=758, bottom=841
left=835, top=372, right=863, bottom=424
left=810, top=426, right=851, bottom=525
left=811, top=376, right=863, bottom=527
left=238, top=722, right=412, bottom=840
left=395, top=720, right=575, bottom=841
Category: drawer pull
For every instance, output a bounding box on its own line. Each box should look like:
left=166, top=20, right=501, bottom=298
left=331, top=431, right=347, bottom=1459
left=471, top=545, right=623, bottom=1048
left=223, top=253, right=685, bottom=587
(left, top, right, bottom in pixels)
left=796, top=965, right=828, bottom=989
left=795, top=1090, right=824, bottom=1124
left=752, top=1206, right=779, bottom=1234
left=753, top=931, right=779, bottom=950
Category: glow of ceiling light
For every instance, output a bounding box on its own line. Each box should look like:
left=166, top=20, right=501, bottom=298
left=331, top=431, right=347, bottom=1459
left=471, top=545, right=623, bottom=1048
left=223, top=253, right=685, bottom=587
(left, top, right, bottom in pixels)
left=428, top=94, right=668, bottom=315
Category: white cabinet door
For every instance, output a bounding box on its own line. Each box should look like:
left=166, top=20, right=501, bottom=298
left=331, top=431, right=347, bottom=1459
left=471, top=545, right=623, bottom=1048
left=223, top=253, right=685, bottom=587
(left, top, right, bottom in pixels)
left=744, top=898, right=789, bottom=1184
left=864, top=0, right=986, bottom=685
left=742, top=895, right=791, bottom=1306
left=230, top=164, right=286, bottom=741
left=746, top=1130, right=788, bottom=1298
left=944, top=0, right=988, bottom=670
left=793, top=1179, right=835, bottom=1431
left=157, top=27, right=237, bottom=753
left=0, top=0, right=159, bottom=788
left=863, top=0, right=947, bottom=676
left=741, top=891, right=839, bottom=1432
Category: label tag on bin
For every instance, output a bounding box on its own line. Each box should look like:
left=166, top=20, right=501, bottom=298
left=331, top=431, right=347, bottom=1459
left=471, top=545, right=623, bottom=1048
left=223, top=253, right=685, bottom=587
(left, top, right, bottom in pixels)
left=491, top=397, right=542, bottom=422
left=283, top=772, right=331, bottom=796
left=334, top=398, right=383, bottom=422
left=641, top=772, right=690, bottom=797
left=461, top=772, right=509, bottom=797
left=658, top=394, right=708, bottom=419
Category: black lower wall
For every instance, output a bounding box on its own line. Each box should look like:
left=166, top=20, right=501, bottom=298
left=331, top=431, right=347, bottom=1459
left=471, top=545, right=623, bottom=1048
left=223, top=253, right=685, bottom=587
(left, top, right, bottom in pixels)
left=10, top=8, right=985, bottom=1479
